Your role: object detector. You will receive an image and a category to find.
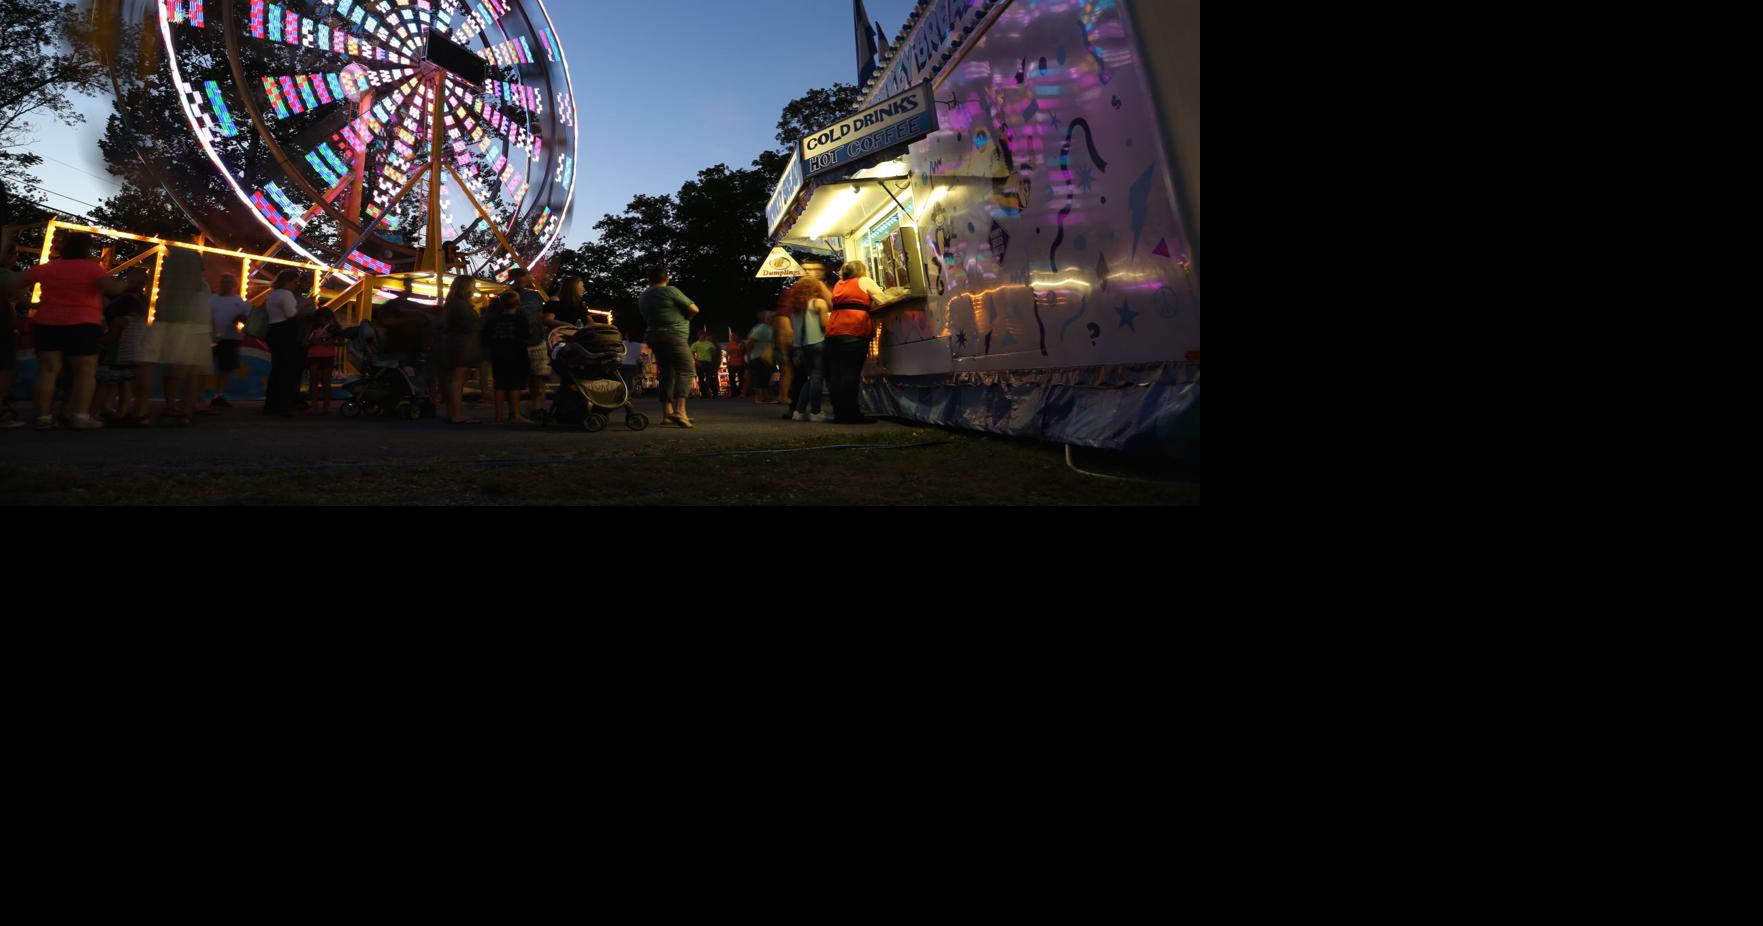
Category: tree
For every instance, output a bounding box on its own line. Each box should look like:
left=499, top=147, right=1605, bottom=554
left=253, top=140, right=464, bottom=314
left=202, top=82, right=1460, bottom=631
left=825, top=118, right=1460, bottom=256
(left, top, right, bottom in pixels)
left=548, top=237, right=635, bottom=331
left=546, top=194, right=678, bottom=336
left=0, top=151, right=55, bottom=227
left=558, top=85, right=860, bottom=340
left=0, top=0, right=104, bottom=143
left=672, top=163, right=785, bottom=338
left=773, top=83, right=861, bottom=153
left=0, top=0, right=105, bottom=228
left=88, top=176, right=189, bottom=239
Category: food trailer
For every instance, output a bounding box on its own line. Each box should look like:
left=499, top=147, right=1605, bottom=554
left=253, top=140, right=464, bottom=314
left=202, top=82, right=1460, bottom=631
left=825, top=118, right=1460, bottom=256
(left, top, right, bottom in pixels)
left=766, top=0, right=1200, bottom=456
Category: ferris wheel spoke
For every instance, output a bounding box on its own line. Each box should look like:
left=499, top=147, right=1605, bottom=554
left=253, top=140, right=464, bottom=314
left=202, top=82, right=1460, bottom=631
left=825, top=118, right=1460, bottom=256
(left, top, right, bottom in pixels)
left=439, top=94, right=541, bottom=217
left=255, top=66, right=413, bottom=122
left=244, top=0, right=414, bottom=65
left=442, top=143, right=516, bottom=227
left=445, top=80, right=542, bottom=162
left=479, top=77, right=545, bottom=118
left=443, top=162, right=527, bottom=271
left=291, top=73, right=424, bottom=220
left=434, top=0, right=466, bottom=30
left=452, top=0, right=517, bottom=45
left=355, top=79, right=448, bottom=227
left=334, top=76, right=424, bottom=157
left=327, top=0, right=425, bottom=55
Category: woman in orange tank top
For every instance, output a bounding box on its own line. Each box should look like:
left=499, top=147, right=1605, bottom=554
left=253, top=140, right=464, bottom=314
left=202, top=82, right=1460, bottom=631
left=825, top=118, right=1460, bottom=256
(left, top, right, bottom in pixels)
left=825, top=261, right=887, bottom=424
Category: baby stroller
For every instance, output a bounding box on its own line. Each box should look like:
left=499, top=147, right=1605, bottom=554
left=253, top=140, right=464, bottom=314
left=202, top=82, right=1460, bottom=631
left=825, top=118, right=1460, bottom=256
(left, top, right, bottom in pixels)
left=338, top=320, right=436, bottom=421
left=538, top=324, right=648, bottom=432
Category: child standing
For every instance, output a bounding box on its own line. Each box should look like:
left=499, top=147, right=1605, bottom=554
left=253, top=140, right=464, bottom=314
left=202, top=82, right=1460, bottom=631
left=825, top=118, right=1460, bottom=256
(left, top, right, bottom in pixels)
left=480, top=291, right=531, bottom=425
left=305, top=307, right=342, bottom=413
left=94, top=271, right=148, bottom=424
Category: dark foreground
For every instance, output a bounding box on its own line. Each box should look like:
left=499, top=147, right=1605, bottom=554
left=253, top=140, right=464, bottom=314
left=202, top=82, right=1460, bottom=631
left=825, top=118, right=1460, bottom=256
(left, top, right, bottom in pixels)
left=0, top=398, right=1199, bottom=506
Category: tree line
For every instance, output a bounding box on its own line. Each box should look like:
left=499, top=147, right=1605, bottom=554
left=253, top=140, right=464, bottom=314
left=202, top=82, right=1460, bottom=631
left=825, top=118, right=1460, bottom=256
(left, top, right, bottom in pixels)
left=547, top=83, right=858, bottom=341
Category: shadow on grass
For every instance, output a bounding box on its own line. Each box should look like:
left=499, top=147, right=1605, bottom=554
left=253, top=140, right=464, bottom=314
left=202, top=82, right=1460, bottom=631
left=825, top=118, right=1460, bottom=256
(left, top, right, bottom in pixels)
left=0, top=423, right=1200, bottom=506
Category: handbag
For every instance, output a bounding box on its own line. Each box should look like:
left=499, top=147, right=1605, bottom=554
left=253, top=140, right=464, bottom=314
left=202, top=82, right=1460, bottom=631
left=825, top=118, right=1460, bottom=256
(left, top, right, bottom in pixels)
left=244, top=305, right=270, bottom=340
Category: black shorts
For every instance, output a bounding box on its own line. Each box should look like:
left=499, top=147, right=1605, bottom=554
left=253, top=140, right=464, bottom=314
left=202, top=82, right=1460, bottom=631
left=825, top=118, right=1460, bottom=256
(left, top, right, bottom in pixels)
left=33, top=323, right=104, bottom=357
left=0, top=329, right=16, bottom=371
left=213, top=339, right=242, bottom=372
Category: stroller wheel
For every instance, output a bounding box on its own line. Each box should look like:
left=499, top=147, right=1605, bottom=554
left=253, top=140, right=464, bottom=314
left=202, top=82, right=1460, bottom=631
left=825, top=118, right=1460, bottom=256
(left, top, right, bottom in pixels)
left=401, top=404, right=422, bottom=421
left=340, top=401, right=361, bottom=419
left=361, top=400, right=383, bottom=417
left=583, top=413, right=609, bottom=433
left=420, top=400, right=437, bottom=419
left=626, top=412, right=649, bottom=432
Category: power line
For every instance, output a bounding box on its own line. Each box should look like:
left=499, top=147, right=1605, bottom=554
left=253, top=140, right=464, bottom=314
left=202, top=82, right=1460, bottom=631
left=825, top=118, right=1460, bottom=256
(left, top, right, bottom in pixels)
left=35, top=154, right=124, bottom=190
left=6, top=199, right=88, bottom=223
left=19, top=181, right=102, bottom=211
left=6, top=182, right=95, bottom=224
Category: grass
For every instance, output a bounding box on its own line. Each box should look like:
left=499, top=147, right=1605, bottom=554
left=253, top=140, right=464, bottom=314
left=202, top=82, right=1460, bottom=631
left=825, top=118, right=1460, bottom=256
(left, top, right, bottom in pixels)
left=0, top=428, right=1200, bottom=506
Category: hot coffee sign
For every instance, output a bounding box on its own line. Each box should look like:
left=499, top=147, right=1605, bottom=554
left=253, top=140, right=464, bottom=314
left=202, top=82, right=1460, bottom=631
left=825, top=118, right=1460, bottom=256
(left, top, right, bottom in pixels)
left=799, top=82, right=939, bottom=179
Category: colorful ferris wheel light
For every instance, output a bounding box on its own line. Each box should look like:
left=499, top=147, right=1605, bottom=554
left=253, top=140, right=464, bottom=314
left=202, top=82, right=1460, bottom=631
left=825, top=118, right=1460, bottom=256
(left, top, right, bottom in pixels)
left=151, top=0, right=578, bottom=275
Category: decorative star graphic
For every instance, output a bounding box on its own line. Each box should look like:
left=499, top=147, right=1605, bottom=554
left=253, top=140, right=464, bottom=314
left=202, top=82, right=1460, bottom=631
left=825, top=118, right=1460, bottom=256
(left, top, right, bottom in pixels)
left=1115, top=300, right=1139, bottom=333
left=957, top=331, right=969, bottom=349
left=1075, top=165, right=1097, bottom=194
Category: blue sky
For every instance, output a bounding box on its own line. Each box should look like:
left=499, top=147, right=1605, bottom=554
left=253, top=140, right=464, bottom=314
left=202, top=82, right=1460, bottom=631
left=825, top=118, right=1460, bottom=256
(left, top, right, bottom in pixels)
left=27, top=0, right=920, bottom=244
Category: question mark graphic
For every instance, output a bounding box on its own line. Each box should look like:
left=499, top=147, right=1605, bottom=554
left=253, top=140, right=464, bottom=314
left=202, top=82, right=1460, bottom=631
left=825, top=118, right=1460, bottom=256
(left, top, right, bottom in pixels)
left=1087, top=323, right=1101, bottom=346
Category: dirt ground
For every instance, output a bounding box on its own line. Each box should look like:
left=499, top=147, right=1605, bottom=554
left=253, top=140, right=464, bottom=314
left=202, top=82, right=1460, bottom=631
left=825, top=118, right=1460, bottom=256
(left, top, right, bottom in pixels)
left=1, top=397, right=1200, bottom=506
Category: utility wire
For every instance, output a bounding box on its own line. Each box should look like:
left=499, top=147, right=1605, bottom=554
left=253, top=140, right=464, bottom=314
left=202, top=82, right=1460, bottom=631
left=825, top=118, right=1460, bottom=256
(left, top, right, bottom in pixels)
left=19, top=181, right=103, bottom=211
left=4, top=186, right=89, bottom=223
left=35, top=154, right=123, bottom=190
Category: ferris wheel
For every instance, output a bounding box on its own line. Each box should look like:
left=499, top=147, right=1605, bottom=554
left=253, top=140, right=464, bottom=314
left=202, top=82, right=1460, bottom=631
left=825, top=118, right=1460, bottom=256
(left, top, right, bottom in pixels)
left=139, top=0, right=577, bottom=282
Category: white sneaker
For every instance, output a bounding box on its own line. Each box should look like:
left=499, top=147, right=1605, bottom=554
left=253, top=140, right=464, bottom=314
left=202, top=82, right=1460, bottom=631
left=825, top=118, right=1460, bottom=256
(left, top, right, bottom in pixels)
left=70, top=415, right=105, bottom=430
left=810, top=411, right=835, bottom=423
left=791, top=411, right=807, bottom=421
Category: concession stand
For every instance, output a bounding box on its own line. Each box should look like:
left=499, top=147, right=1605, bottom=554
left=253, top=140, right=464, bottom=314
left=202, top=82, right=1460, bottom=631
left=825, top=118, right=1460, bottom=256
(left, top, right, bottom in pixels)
left=763, top=0, right=1201, bottom=457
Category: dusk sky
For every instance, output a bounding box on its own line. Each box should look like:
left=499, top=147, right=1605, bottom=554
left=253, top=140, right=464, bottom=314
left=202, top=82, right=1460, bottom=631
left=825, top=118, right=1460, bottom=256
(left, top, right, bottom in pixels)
left=26, top=0, right=923, bottom=245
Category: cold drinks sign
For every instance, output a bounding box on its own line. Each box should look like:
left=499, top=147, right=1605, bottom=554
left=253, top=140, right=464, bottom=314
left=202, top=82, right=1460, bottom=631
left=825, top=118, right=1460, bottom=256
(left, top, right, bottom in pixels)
left=800, top=83, right=938, bottom=179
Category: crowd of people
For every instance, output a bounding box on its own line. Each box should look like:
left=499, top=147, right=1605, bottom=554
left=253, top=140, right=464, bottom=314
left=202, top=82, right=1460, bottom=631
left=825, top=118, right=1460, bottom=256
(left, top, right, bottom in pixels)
left=2, top=232, right=887, bottom=431
left=652, top=258, right=885, bottom=426
left=742, top=258, right=885, bottom=425
left=1, top=232, right=233, bottom=430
